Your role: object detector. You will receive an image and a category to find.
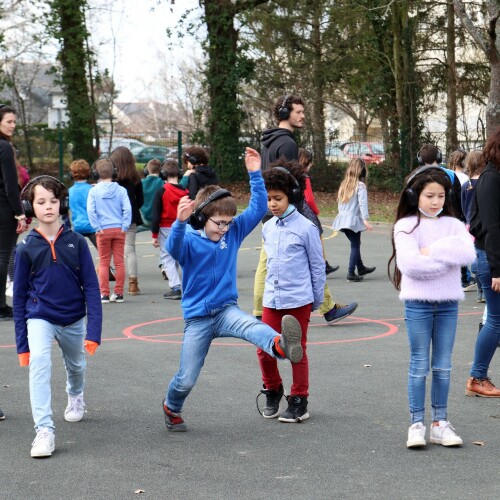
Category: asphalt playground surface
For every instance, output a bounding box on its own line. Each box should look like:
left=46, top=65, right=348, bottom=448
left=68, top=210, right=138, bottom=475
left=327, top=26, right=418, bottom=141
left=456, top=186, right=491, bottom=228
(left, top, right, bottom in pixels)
left=1, top=218, right=499, bottom=499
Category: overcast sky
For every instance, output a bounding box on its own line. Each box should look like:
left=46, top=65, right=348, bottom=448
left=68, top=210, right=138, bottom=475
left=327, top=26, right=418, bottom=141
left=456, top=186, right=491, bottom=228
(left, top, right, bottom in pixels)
left=93, top=0, right=201, bottom=102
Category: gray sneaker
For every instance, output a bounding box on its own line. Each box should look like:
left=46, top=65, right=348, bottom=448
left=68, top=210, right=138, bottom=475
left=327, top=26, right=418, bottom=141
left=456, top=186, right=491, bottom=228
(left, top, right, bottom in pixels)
left=279, top=315, right=303, bottom=363
left=164, top=289, right=182, bottom=300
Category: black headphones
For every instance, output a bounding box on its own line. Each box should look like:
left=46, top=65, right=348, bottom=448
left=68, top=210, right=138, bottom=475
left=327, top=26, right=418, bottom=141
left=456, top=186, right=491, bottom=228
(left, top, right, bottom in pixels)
left=189, top=188, right=232, bottom=230
left=21, top=175, right=69, bottom=218
left=184, top=154, right=200, bottom=166
left=278, top=95, right=291, bottom=121
left=272, top=166, right=303, bottom=205
left=404, top=165, right=453, bottom=210
left=91, top=159, right=118, bottom=181
left=143, top=163, right=169, bottom=181
left=417, top=146, right=443, bottom=166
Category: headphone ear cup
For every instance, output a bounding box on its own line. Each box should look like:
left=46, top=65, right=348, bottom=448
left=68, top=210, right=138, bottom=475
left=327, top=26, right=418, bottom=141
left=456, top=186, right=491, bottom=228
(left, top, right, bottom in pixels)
left=21, top=199, right=34, bottom=219
left=189, top=212, right=205, bottom=230
left=159, top=169, right=168, bottom=181
left=416, top=153, right=424, bottom=166
left=436, top=150, right=443, bottom=164
left=143, top=166, right=149, bottom=178
left=60, top=195, right=69, bottom=215
left=112, top=166, right=118, bottom=180
left=291, top=187, right=303, bottom=205
left=403, top=188, right=418, bottom=210
left=278, top=106, right=290, bottom=121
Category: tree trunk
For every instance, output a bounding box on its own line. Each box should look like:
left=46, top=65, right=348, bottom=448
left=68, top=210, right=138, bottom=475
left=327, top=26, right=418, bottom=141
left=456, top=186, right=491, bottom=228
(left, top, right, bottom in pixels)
left=446, top=0, right=458, bottom=154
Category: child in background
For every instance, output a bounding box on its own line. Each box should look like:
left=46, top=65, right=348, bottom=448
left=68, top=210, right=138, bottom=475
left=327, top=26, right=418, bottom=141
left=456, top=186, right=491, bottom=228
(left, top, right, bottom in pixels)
left=87, top=159, right=131, bottom=304
left=110, top=147, right=144, bottom=296
left=388, top=166, right=475, bottom=449
left=332, top=158, right=375, bottom=282
left=162, top=148, right=303, bottom=432
left=69, top=159, right=97, bottom=248
left=461, top=150, right=486, bottom=303
left=298, top=148, right=338, bottom=275
left=151, top=160, right=188, bottom=300
left=140, top=158, right=165, bottom=231
left=448, top=149, right=469, bottom=186
left=257, top=161, right=325, bottom=423
left=13, top=175, right=102, bottom=458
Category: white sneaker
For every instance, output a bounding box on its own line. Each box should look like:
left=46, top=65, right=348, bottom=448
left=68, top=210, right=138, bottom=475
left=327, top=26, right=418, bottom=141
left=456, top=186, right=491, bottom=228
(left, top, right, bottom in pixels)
left=5, top=278, right=13, bottom=297
left=31, top=428, right=55, bottom=458
left=407, top=422, right=426, bottom=448
left=64, top=393, right=85, bottom=422
left=429, top=421, right=463, bottom=446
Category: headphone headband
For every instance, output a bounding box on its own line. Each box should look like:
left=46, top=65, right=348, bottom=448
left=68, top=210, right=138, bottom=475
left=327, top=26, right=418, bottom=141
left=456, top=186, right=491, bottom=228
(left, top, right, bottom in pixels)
left=406, top=165, right=448, bottom=187
left=189, top=188, right=232, bottom=230
left=20, top=175, right=69, bottom=218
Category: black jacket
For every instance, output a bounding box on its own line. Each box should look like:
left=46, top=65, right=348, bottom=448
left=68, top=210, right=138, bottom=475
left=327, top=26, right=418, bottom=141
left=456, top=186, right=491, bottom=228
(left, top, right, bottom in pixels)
left=470, top=162, right=500, bottom=277
left=260, top=128, right=298, bottom=169
left=188, top=165, right=218, bottom=200
left=118, top=180, right=144, bottom=226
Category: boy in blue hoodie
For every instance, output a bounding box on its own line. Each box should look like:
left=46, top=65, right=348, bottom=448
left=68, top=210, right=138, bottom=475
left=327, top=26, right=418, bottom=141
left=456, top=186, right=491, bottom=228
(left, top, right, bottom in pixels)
left=13, top=175, right=102, bottom=458
left=162, top=147, right=303, bottom=431
left=87, top=159, right=131, bottom=303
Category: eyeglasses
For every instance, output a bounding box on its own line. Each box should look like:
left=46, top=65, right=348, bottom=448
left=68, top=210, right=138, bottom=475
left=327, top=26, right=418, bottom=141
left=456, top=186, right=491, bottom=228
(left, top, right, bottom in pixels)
left=209, top=218, right=235, bottom=229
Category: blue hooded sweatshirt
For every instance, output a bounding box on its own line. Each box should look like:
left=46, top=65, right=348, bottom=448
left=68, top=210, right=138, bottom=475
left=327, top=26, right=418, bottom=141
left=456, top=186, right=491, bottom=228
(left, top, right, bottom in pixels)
left=166, top=170, right=267, bottom=319
left=69, top=181, right=94, bottom=233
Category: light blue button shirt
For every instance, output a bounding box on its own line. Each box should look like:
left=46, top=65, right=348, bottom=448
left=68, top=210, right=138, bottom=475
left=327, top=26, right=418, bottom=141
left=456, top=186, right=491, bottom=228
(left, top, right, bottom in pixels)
left=262, top=209, right=325, bottom=310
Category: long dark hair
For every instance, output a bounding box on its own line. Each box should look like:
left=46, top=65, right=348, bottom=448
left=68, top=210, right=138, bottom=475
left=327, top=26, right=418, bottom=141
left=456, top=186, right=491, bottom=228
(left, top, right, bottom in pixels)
left=481, top=125, right=500, bottom=170
left=110, top=146, right=141, bottom=184
left=387, top=168, right=454, bottom=290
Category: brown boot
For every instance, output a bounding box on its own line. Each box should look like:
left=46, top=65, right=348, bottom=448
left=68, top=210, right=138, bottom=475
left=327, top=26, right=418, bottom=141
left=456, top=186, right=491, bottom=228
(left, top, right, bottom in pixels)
left=128, top=277, right=140, bottom=296
left=465, top=376, right=500, bottom=397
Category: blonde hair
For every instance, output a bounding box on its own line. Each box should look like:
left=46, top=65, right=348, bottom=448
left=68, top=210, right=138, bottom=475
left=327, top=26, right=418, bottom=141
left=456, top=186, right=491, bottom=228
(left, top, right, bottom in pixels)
left=465, top=150, right=484, bottom=179
left=338, top=158, right=366, bottom=203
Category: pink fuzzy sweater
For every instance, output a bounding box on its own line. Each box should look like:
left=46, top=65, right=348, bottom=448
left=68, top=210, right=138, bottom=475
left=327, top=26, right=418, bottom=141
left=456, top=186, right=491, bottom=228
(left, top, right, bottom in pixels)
left=394, top=215, right=476, bottom=302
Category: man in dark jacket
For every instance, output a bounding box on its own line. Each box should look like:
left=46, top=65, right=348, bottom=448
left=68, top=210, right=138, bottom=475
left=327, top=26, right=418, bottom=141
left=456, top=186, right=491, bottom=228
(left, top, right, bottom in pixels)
left=260, top=95, right=305, bottom=170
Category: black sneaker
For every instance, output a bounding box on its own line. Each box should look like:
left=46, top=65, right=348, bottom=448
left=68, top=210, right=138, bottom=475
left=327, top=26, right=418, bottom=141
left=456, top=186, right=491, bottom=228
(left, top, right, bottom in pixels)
left=0, top=407, right=5, bottom=420
left=325, top=261, right=339, bottom=275
left=279, top=395, right=309, bottom=423
left=324, top=302, right=358, bottom=325
left=163, top=289, right=182, bottom=300
left=162, top=400, right=187, bottom=432
left=0, top=305, right=13, bottom=320
left=110, top=293, right=124, bottom=303
left=347, top=272, right=364, bottom=282
left=358, top=266, right=376, bottom=276
left=279, top=315, right=303, bottom=363
left=101, top=295, right=110, bottom=304
left=258, top=384, right=284, bottom=419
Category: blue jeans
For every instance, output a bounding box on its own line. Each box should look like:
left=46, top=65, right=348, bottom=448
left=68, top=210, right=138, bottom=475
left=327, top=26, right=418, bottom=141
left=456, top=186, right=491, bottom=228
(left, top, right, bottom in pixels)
left=405, top=300, right=458, bottom=424
left=470, top=249, right=500, bottom=378
left=342, top=229, right=362, bottom=274
left=27, top=318, right=86, bottom=431
left=166, top=304, right=279, bottom=412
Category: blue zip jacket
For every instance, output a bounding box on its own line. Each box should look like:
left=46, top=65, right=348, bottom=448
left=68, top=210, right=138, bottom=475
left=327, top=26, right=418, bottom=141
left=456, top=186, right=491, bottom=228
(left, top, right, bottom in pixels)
left=166, top=170, right=267, bottom=319
left=13, top=226, right=102, bottom=354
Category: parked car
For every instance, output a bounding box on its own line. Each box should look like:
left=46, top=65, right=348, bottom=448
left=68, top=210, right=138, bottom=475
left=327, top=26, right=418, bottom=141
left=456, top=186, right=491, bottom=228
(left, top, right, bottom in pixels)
left=98, top=138, right=146, bottom=157
left=340, top=142, right=385, bottom=164
left=325, top=145, right=349, bottom=163
left=133, top=146, right=171, bottom=163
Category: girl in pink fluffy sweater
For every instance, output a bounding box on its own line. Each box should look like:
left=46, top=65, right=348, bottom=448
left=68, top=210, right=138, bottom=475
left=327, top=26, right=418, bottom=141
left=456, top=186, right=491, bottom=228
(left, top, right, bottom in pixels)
left=388, top=166, right=475, bottom=450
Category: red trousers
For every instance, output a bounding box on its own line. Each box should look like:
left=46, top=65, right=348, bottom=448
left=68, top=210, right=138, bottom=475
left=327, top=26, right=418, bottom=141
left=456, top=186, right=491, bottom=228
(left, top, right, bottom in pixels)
left=96, top=228, right=125, bottom=295
left=257, top=303, right=312, bottom=397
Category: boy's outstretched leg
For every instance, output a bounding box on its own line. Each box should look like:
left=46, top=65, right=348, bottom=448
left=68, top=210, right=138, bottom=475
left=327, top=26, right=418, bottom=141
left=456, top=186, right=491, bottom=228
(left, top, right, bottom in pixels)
left=276, top=315, right=303, bottom=363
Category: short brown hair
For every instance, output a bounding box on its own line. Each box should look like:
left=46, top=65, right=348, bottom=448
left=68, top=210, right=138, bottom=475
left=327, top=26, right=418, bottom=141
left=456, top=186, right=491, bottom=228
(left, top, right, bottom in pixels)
left=194, top=185, right=236, bottom=219
left=146, top=158, right=161, bottom=175
left=95, top=159, right=114, bottom=180
left=163, top=159, right=180, bottom=179
left=69, top=159, right=91, bottom=180
left=419, top=144, right=441, bottom=165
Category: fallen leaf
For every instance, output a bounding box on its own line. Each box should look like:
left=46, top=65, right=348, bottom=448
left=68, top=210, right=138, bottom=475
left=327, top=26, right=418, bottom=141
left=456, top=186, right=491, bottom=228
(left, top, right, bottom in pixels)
left=3, top=384, right=11, bottom=388
left=134, top=489, right=145, bottom=494
left=473, top=441, right=485, bottom=446
left=363, top=364, right=372, bottom=368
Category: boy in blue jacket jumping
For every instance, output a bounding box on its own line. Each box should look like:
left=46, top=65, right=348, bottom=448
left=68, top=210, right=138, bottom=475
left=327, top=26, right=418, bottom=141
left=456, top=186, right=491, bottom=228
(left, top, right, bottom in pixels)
left=162, top=147, right=303, bottom=431
left=13, top=175, right=102, bottom=458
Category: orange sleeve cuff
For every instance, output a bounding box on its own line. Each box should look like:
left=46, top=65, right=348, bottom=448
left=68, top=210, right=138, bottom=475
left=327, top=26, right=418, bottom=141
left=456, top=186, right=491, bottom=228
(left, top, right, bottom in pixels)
left=84, top=340, right=99, bottom=356
left=18, top=352, right=30, bottom=366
